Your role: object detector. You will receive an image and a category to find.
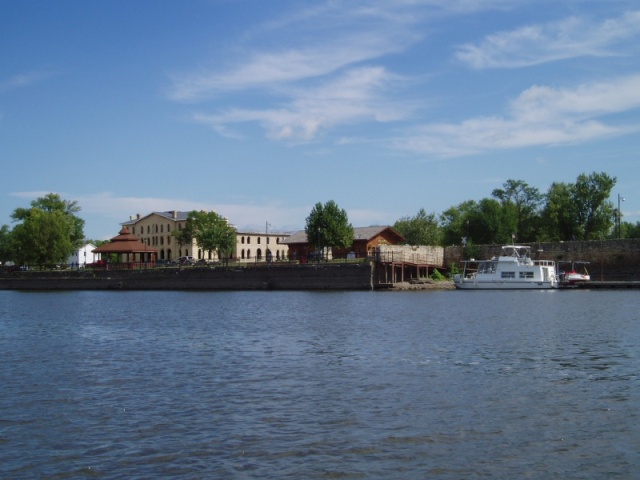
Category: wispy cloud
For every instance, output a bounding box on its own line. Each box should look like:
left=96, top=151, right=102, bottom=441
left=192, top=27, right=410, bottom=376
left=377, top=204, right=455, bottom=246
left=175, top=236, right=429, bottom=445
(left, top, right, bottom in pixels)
left=398, top=74, right=640, bottom=157
left=192, top=66, right=411, bottom=142
left=0, top=70, right=56, bottom=92
left=457, top=10, right=640, bottom=69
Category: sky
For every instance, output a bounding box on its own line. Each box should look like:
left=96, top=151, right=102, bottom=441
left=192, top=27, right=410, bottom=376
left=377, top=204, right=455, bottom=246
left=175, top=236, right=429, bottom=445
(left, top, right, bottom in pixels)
left=2, top=0, right=639, bottom=240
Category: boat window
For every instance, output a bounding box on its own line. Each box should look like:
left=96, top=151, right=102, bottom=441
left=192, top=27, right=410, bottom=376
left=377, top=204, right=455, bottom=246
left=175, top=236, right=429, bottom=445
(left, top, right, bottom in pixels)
left=477, top=261, right=495, bottom=274
left=501, top=272, right=515, bottom=279
left=519, top=272, right=534, bottom=279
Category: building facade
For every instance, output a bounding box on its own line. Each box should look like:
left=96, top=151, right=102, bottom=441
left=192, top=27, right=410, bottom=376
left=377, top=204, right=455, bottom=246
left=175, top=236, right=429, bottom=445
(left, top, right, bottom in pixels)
left=283, top=226, right=405, bottom=261
left=122, top=211, right=290, bottom=263
left=67, top=243, right=101, bottom=267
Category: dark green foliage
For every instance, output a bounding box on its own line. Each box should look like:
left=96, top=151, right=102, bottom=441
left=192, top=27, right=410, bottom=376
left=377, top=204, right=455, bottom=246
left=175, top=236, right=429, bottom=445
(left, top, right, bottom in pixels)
left=10, top=193, right=85, bottom=266
left=394, top=208, right=440, bottom=245
left=174, top=210, right=236, bottom=260
left=305, top=200, right=354, bottom=254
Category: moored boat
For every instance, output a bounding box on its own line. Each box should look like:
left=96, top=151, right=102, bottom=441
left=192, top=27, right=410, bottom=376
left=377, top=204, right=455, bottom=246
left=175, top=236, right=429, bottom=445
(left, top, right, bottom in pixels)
left=559, top=261, right=591, bottom=285
left=453, top=244, right=558, bottom=289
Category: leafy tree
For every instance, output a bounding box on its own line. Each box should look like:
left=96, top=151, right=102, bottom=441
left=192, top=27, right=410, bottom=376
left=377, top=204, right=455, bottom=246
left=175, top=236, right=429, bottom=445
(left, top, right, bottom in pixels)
left=541, top=172, right=616, bottom=241
left=540, top=182, right=577, bottom=241
left=174, top=210, right=236, bottom=261
left=305, top=200, right=354, bottom=257
left=440, top=200, right=476, bottom=246
left=573, top=172, right=616, bottom=239
left=0, top=225, right=14, bottom=264
left=440, top=199, right=513, bottom=245
left=621, top=221, right=640, bottom=239
left=393, top=208, right=441, bottom=246
left=492, top=179, right=543, bottom=241
left=10, top=193, right=85, bottom=267
left=467, top=198, right=515, bottom=244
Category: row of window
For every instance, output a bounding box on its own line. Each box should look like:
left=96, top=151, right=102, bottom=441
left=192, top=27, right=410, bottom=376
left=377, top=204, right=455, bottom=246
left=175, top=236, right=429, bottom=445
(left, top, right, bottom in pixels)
left=501, top=272, right=535, bottom=279
left=240, top=236, right=283, bottom=245
left=132, top=223, right=182, bottom=235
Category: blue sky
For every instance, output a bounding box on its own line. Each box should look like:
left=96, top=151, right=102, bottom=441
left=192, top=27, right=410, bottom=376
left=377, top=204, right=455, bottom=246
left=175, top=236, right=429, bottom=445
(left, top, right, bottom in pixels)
left=2, top=0, right=639, bottom=240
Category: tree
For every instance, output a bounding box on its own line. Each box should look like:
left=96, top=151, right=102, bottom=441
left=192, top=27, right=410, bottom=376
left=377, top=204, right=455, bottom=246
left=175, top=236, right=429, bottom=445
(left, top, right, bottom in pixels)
left=540, top=182, right=577, bottom=241
left=440, top=200, right=476, bottom=246
left=0, top=225, right=14, bottom=265
left=492, top=179, right=543, bottom=241
left=620, top=221, right=640, bottom=239
left=10, top=193, right=85, bottom=267
left=573, top=172, right=616, bottom=239
left=305, top=200, right=354, bottom=258
left=174, top=210, right=236, bottom=262
left=393, top=208, right=440, bottom=246
left=541, top=172, right=616, bottom=241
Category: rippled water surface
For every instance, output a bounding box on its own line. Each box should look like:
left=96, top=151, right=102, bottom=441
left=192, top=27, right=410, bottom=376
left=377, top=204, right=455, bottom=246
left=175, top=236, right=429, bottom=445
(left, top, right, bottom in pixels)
left=1, top=289, right=639, bottom=479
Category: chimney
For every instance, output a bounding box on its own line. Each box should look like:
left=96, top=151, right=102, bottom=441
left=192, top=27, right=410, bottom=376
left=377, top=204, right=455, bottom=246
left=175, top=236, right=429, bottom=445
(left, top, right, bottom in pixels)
left=172, top=210, right=178, bottom=219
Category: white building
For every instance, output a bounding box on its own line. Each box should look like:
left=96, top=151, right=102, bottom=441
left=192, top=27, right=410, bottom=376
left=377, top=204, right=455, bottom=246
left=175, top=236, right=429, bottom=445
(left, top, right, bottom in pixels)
left=68, top=243, right=101, bottom=267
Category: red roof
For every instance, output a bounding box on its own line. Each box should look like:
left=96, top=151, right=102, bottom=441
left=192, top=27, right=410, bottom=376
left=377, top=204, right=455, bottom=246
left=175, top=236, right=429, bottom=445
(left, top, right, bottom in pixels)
left=93, top=227, right=158, bottom=254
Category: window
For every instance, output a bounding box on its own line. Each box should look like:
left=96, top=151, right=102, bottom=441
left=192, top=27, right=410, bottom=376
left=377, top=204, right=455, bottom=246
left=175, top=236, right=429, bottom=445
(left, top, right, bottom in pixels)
left=258, top=237, right=261, bottom=244
left=501, top=272, right=516, bottom=279
left=247, top=237, right=251, bottom=244
left=241, top=236, right=245, bottom=244
left=519, top=272, right=534, bottom=279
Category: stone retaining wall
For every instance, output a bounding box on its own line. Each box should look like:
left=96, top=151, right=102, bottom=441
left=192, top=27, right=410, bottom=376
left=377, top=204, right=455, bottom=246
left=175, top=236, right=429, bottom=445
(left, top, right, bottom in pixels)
left=0, top=264, right=375, bottom=291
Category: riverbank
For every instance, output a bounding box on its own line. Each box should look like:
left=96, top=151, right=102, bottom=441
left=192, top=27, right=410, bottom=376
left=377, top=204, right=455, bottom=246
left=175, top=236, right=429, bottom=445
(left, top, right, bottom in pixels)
left=0, top=264, right=376, bottom=291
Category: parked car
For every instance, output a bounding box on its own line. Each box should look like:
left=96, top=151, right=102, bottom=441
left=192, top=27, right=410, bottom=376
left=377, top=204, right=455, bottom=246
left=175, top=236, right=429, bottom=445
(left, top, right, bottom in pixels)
left=175, top=256, right=196, bottom=265
left=155, top=259, right=170, bottom=267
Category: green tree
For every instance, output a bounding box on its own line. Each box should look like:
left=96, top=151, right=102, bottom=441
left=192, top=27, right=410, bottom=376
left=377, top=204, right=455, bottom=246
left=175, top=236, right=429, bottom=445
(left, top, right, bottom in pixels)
left=621, top=221, right=640, bottom=238
left=440, top=200, right=476, bottom=246
left=10, top=193, right=85, bottom=267
left=174, top=210, right=236, bottom=262
left=573, top=172, right=616, bottom=239
left=305, top=200, right=354, bottom=258
left=0, top=225, right=14, bottom=265
left=394, top=208, right=441, bottom=246
left=492, top=179, right=543, bottom=241
left=541, top=172, right=616, bottom=241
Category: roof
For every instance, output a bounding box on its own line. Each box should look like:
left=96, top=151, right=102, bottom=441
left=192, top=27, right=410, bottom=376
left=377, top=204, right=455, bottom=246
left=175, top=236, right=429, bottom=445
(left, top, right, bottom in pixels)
left=93, top=227, right=158, bottom=254
left=121, top=211, right=190, bottom=225
left=282, top=226, right=404, bottom=245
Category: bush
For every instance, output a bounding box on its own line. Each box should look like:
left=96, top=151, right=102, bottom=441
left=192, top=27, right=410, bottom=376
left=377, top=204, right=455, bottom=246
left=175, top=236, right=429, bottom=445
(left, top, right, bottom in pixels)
left=430, top=268, right=446, bottom=281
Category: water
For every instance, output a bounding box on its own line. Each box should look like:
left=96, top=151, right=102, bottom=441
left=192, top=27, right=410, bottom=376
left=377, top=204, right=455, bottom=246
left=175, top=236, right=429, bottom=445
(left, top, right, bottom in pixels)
left=0, top=289, right=639, bottom=479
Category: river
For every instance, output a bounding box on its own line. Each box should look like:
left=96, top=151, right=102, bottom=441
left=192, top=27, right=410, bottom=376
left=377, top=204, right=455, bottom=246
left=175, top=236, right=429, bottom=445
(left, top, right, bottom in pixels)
left=1, top=289, right=638, bottom=479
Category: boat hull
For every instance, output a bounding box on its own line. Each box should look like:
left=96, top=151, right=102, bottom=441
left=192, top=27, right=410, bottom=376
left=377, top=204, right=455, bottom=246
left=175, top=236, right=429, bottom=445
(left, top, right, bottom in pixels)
left=453, top=278, right=558, bottom=289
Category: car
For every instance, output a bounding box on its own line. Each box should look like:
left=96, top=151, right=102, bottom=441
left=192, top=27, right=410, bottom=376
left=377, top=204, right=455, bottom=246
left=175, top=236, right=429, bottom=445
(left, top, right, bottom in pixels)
left=155, top=259, right=171, bottom=267
left=176, top=256, right=196, bottom=265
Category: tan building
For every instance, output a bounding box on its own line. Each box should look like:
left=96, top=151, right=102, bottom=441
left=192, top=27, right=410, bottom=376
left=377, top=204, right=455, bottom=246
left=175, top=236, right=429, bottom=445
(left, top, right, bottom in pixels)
left=122, top=211, right=290, bottom=263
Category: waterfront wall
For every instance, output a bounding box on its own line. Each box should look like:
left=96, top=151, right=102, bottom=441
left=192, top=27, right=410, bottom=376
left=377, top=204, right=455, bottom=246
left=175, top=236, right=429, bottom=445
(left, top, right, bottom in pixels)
left=444, top=238, right=640, bottom=280
left=0, top=263, right=375, bottom=291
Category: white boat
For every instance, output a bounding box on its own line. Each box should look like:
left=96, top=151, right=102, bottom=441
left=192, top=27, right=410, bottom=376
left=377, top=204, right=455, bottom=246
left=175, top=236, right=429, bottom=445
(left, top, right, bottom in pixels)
left=453, top=245, right=558, bottom=289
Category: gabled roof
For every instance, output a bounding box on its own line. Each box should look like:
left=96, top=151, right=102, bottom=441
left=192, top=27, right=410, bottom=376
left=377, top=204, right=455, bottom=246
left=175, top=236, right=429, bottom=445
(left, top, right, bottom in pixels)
left=93, top=227, right=158, bottom=254
left=121, top=211, right=190, bottom=225
left=282, top=226, right=404, bottom=245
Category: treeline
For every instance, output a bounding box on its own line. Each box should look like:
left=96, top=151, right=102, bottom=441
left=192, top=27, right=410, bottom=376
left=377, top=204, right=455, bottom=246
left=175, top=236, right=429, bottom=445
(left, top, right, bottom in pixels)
left=393, top=171, right=638, bottom=246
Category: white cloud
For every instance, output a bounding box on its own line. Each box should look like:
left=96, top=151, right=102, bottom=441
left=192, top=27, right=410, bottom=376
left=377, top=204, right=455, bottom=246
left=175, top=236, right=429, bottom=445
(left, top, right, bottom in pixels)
left=0, top=70, right=56, bottom=92
left=11, top=191, right=311, bottom=234
left=168, top=28, right=416, bottom=102
left=457, top=10, right=640, bottom=69
left=399, top=74, right=640, bottom=157
left=191, top=66, right=411, bottom=142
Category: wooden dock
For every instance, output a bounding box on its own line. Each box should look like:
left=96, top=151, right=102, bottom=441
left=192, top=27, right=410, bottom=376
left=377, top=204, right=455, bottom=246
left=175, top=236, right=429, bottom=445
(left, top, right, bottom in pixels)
left=572, top=281, right=640, bottom=289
